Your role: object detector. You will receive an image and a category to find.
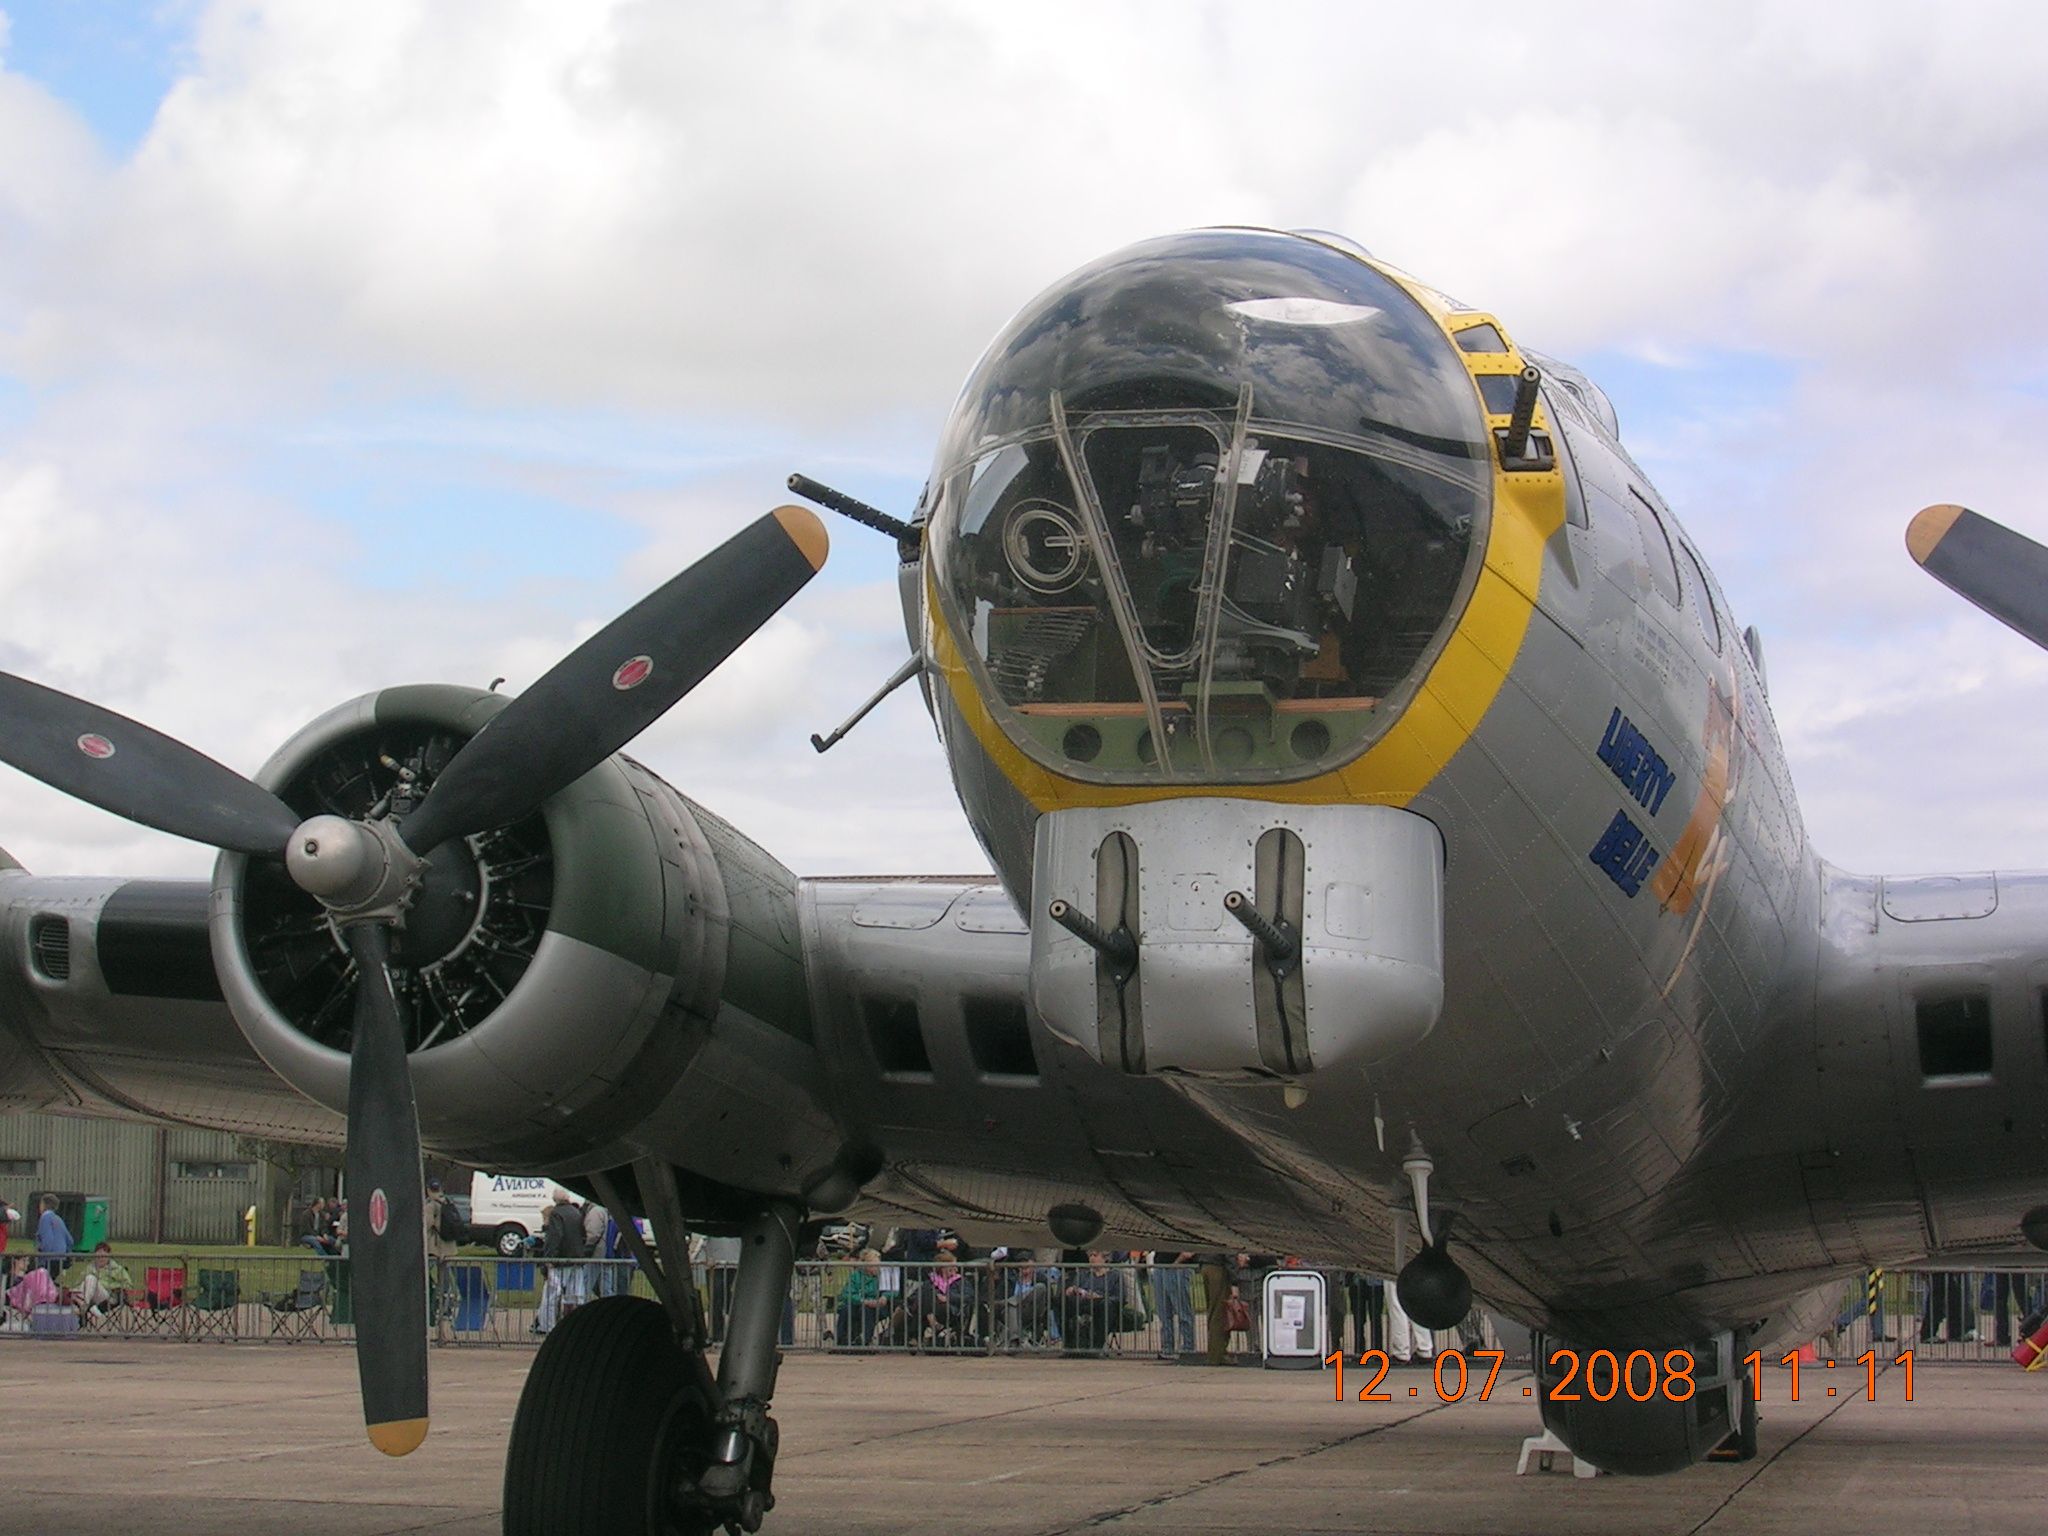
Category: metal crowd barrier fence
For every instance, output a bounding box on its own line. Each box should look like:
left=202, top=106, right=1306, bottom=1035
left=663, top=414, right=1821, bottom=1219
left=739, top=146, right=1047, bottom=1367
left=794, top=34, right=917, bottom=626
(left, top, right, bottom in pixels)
left=785, top=1259, right=1206, bottom=1357
left=0, top=1257, right=1481, bottom=1359
left=5, top=1256, right=2040, bottom=1364
left=1804, top=1266, right=2048, bottom=1365
left=0, top=1253, right=651, bottom=1344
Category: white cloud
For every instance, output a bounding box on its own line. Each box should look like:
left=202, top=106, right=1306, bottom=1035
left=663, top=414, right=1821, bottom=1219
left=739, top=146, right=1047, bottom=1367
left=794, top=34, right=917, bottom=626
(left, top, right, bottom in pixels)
left=2, top=0, right=2048, bottom=885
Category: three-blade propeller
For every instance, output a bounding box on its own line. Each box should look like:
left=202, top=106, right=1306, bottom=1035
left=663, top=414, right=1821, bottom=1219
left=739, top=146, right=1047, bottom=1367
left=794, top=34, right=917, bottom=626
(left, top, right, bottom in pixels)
left=0, top=506, right=827, bottom=1454
left=1907, top=503, right=2048, bottom=653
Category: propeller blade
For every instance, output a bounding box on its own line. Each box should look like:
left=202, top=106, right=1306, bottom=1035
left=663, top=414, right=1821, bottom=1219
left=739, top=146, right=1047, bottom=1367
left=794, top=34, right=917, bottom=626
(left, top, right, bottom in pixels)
left=342, top=922, right=430, bottom=1456
left=399, top=505, right=827, bottom=855
left=1907, top=504, right=2048, bottom=652
left=0, top=672, right=300, bottom=855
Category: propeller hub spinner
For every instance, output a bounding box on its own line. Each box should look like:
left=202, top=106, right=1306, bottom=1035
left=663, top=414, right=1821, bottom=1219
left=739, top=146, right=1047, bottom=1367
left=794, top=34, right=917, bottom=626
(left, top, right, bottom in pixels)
left=287, top=814, right=420, bottom=918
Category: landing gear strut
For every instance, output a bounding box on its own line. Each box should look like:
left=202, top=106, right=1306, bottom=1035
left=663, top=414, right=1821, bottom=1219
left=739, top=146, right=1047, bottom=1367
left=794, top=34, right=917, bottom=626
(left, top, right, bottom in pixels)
left=502, top=1169, right=802, bottom=1536
left=692, top=1203, right=801, bottom=1529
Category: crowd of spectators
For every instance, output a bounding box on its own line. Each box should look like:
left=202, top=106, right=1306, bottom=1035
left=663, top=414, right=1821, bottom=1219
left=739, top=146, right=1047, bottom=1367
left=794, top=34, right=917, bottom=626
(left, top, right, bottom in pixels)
left=7, top=1190, right=2042, bottom=1370
left=780, top=1228, right=1424, bottom=1363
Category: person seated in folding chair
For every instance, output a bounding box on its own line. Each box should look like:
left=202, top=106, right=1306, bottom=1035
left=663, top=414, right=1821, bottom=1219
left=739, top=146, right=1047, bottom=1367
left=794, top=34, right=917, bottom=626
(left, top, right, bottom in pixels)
left=6, top=1260, right=59, bottom=1320
left=907, top=1255, right=978, bottom=1347
left=996, top=1257, right=1062, bottom=1349
left=65, top=1243, right=132, bottom=1323
left=1060, top=1253, right=1138, bottom=1353
left=831, top=1250, right=887, bottom=1347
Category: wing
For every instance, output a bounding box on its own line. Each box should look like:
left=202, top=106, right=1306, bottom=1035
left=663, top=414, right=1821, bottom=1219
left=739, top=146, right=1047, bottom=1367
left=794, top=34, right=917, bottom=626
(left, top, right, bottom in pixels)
left=0, top=868, right=342, bottom=1141
left=0, top=849, right=1380, bottom=1264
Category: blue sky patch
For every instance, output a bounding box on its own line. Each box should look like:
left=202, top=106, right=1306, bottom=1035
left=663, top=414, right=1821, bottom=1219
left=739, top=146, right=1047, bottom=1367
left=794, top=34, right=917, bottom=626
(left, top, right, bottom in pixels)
left=1572, top=346, right=1799, bottom=445
left=271, top=445, right=641, bottom=600
left=2, top=1, right=190, bottom=155
left=283, top=394, right=930, bottom=597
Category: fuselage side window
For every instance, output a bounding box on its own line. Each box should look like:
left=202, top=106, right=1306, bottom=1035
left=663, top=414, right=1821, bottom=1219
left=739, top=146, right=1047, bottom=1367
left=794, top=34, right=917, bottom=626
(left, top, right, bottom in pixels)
left=963, top=995, right=1039, bottom=1080
left=1916, top=993, right=1993, bottom=1082
left=1677, top=543, right=1722, bottom=652
left=1551, top=410, right=1589, bottom=531
left=1625, top=486, right=1680, bottom=605
left=863, top=996, right=935, bottom=1080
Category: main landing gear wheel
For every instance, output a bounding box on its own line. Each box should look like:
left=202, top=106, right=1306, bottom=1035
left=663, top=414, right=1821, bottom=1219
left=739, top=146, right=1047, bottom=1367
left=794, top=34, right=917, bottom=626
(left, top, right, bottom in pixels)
left=503, top=1296, right=717, bottom=1536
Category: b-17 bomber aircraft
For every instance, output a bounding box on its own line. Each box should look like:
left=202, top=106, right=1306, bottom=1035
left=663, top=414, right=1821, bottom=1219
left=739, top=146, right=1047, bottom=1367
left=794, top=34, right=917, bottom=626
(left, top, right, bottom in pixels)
left=3, top=228, right=2045, bottom=1533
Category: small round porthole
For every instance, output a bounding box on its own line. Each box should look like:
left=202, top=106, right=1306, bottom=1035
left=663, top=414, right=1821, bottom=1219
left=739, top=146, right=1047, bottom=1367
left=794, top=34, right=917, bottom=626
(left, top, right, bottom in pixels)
left=1290, top=718, right=1332, bottom=760
left=1061, top=723, right=1102, bottom=763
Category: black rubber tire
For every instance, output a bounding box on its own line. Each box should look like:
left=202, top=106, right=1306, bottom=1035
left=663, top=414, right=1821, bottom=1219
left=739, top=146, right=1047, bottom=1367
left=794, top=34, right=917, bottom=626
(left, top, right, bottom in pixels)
left=503, top=1295, right=713, bottom=1536
left=495, top=1225, right=528, bottom=1259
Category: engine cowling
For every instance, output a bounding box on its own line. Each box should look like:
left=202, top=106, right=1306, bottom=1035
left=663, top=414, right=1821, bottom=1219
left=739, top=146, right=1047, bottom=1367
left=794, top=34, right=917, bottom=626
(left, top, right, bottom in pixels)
left=211, top=684, right=729, bottom=1168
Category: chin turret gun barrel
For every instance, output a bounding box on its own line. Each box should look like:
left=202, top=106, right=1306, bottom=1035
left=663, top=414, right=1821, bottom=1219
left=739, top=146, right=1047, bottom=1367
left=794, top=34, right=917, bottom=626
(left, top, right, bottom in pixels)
left=1047, top=899, right=1139, bottom=985
left=1224, top=890, right=1299, bottom=978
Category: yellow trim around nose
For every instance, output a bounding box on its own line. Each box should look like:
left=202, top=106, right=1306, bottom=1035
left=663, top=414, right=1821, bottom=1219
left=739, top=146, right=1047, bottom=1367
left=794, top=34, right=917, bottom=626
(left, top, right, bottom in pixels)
left=924, top=271, right=1565, bottom=811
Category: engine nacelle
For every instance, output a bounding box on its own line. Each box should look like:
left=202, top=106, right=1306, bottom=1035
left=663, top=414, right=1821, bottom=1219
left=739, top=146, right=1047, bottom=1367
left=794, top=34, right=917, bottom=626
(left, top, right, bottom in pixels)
left=211, top=685, right=729, bottom=1168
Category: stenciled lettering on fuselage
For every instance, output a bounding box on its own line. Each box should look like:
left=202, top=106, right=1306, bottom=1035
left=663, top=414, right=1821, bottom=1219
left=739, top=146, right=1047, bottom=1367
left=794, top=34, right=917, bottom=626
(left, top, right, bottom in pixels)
left=1596, top=708, right=1676, bottom=815
left=1590, top=808, right=1660, bottom=897
left=1588, top=708, right=1676, bottom=899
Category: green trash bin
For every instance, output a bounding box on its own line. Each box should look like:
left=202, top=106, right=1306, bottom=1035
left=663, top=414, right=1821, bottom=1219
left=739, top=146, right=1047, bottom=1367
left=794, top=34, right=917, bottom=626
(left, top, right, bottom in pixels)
left=79, top=1197, right=110, bottom=1251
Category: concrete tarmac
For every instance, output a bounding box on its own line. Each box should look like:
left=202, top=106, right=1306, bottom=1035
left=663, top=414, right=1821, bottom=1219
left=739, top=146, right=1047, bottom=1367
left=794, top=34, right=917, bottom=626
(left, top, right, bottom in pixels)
left=1, top=1341, right=2037, bottom=1535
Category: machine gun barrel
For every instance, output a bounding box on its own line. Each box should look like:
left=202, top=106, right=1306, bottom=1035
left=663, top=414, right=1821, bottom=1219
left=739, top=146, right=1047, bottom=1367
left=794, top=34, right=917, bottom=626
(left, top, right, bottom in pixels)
left=1500, top=366, right=1543, bottom=463
left=786, top=473, right=919, bottom=548
left=1047, top=899, right=1139, bottom=981
left=1224, top=889, right=1299, bottom=974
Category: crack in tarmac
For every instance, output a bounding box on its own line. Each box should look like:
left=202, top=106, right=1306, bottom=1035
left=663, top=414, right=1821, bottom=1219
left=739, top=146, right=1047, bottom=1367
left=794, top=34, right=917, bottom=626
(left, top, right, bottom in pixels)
left=1686, top=1360, right=1895, bottom=1535
left=1041, top=1395, right=1454, bottom=1532
left=782, top=1378, right=1167, bottom=1457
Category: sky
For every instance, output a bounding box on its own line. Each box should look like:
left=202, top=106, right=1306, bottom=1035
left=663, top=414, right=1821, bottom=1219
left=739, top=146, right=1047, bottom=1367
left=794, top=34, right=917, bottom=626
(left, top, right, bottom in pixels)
left=2, top=1, right=2046, bottom=883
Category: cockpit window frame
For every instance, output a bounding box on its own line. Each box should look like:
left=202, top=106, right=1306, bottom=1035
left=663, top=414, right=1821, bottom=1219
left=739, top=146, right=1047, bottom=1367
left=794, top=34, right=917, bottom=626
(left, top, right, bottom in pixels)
left=929, top=410, right=1494, bottom=787
left=923, top=228, right=1498, bottom=789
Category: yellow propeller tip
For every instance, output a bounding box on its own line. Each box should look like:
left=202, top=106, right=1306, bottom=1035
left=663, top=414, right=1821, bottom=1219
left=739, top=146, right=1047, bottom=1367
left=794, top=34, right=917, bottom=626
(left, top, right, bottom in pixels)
left=1906, top=503, right=1967, bottom=565
left=772, top=504, right=831, bottom=573
left=367, top=1417, right=428, bottom=1457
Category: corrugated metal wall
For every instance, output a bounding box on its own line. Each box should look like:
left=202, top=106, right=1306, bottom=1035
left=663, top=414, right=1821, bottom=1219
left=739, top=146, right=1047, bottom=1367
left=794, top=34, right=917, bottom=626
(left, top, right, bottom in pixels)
left=0, top=1111, right=282, bottom=1246
left=164, top=1124, right=262, bottom=1244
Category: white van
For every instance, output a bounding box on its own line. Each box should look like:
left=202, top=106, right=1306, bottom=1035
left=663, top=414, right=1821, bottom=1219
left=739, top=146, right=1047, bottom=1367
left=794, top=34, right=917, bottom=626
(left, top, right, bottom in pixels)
left=469, top=1173, right=577, bottom=1257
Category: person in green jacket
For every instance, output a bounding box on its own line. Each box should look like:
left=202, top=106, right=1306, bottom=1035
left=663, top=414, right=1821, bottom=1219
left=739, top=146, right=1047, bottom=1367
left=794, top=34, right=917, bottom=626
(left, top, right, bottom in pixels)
left=833, top=1250, right=887, bottom=1346
left=65, top=1242, right=132, bottom=1317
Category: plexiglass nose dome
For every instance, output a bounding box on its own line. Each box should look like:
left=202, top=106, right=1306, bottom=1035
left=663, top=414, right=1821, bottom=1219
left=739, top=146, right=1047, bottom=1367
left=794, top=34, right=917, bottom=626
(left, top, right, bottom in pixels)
left=927, top=229, right=1492, bottom=785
